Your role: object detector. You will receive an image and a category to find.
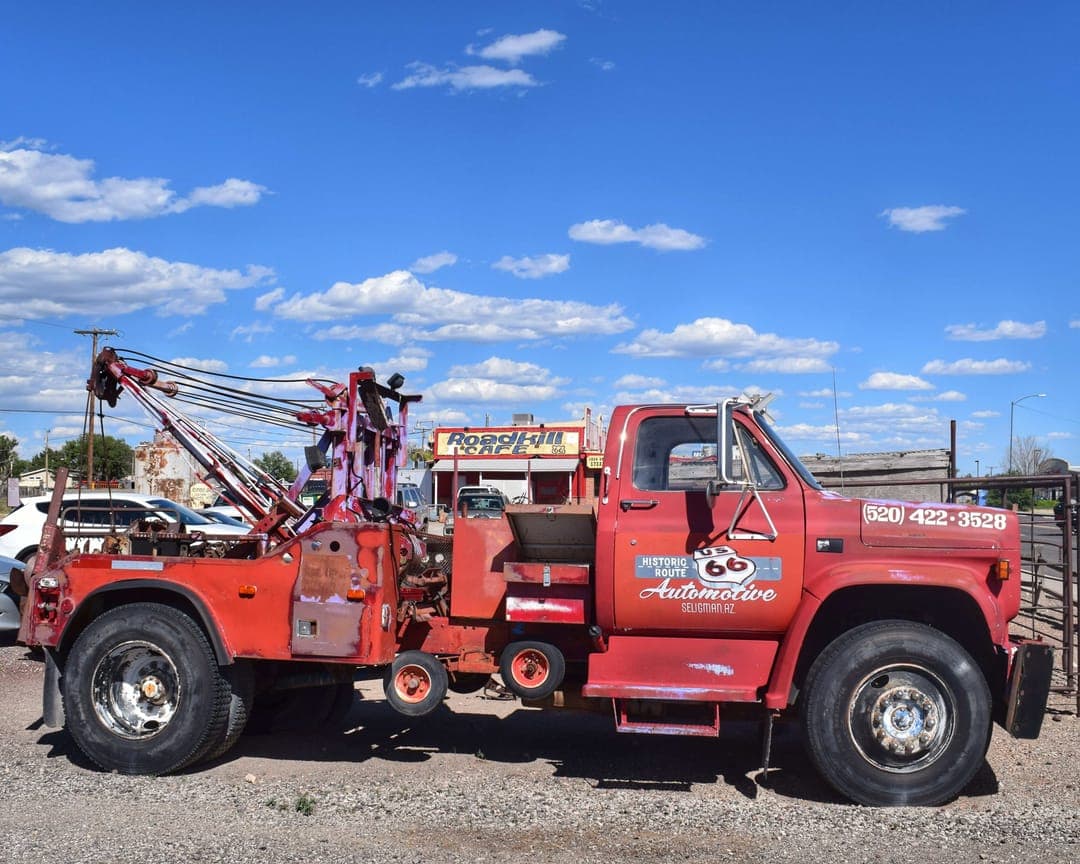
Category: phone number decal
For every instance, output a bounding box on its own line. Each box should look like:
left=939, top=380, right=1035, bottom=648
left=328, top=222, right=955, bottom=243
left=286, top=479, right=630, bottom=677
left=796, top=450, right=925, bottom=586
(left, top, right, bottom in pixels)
left=862, top=504, right=1007, bottom=531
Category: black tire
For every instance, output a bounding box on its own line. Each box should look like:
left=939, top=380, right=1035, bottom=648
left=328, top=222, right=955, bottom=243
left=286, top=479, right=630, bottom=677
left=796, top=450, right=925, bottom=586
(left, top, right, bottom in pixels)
left=448, top=672, right=491, bottom=694
left=383, top=651, right=448, bottom=717
left=245, top=679, right=355, bottom=735
left=499, top=641, right=565, bottom=701
left=800, top=620, right=991, bottom=807
left=200, top=660, right=256, bottom=762
left=61, top=602, right=230, bottom=775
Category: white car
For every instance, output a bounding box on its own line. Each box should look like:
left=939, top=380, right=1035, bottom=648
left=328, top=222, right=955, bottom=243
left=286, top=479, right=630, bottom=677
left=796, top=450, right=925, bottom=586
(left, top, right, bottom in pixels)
left=0, top=491, right=252, bottom=568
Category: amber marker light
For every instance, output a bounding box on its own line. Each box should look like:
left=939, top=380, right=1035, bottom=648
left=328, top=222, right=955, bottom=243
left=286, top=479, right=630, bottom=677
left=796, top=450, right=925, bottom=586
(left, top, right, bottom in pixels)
left=993, top=559, right=1010, bottom=581
left=238, top=585, right=257, bottom=598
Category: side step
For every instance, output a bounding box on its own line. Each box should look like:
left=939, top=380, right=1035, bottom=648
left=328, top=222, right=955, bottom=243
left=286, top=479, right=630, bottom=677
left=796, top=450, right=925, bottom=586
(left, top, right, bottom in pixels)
left=613, top=699, right=720, bottom=737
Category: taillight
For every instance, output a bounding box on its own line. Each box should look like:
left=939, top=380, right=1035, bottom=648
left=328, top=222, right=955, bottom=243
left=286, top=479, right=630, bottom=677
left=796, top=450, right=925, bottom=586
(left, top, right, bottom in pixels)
left=0, top=524, right=16, bottom=536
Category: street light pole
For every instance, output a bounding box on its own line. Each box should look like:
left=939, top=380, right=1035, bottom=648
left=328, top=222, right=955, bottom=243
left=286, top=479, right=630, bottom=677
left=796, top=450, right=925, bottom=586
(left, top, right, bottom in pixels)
left=1008, top=392, right=1047, bottom=473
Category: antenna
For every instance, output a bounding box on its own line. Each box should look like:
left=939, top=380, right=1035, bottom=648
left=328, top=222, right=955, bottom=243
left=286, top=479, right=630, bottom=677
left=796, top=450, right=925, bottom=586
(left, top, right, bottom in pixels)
left=832, top=368, right=845, bottom=494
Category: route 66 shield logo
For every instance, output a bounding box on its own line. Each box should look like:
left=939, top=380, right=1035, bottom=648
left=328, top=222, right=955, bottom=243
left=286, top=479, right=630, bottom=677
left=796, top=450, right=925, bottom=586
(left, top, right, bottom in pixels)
left=692, top=545, right=757, bottom=586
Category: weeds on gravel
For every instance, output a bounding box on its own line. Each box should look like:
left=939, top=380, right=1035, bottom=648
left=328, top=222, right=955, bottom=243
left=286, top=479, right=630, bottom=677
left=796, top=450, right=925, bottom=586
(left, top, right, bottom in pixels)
left=264, top=795, right=317, bottom=817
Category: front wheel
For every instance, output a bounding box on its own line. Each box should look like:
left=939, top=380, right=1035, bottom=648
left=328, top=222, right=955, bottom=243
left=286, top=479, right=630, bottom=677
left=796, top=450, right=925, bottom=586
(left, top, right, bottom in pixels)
left=499, top=641, right=565, bottom=701
left=61, top=603, right=230, bottom=775
left=384, top=651, right=448, bottom=717
left=801, top=620, right=991, bottom=807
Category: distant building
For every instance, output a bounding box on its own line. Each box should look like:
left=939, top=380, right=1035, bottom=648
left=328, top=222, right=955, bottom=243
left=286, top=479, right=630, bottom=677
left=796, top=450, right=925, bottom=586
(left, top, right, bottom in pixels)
left=17, top=468, right=70, bottom=498
left=133, top=431, right=199, bottom=505
left=801, top=449, right=952, bottom=503
left=430, top=409, right=605, bottom=506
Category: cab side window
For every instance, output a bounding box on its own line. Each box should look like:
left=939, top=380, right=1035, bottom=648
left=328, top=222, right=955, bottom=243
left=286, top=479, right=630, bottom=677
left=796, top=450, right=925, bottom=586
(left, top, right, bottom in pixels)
left=633, top=416, right=784, bottom=492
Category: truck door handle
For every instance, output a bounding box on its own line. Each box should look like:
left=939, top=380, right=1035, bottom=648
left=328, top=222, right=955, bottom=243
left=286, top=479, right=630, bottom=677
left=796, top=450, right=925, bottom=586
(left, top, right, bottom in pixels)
left=620, top=499, right=659, bottom=511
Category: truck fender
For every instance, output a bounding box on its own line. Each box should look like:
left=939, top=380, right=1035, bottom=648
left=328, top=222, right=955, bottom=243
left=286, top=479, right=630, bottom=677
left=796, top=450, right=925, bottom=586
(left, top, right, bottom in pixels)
left=59, top=579, right=233, bottom=666
left=763, top=564, right=1007, bottom=711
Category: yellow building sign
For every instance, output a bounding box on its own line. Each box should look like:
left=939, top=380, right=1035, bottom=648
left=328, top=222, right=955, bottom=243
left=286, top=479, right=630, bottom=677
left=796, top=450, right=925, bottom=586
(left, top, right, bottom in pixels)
left=436, top=429, right=580, bottom=458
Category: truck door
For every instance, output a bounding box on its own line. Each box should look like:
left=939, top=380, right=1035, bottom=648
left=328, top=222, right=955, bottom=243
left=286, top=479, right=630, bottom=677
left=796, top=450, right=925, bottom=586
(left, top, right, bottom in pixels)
left=611, top=411, right=804, bottom=634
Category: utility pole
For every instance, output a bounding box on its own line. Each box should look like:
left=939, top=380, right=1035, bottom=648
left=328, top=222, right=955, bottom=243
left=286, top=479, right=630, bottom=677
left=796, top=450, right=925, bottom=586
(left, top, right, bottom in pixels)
left=75, top=328, right=119, bottom=488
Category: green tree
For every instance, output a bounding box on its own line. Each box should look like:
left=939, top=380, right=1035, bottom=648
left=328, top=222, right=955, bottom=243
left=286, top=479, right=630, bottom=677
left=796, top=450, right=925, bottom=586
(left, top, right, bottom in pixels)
left=254, top=450, right=297, bottom=482
left=0, top=433, right=29, bottom=479
left=28, top=447, right=62, bottom=472
left=56, top=434, right=134, bottom=483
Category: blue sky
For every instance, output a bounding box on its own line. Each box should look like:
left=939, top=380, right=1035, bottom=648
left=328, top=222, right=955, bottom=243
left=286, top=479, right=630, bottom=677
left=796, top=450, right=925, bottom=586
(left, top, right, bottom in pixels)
left=0, top=1, right=1076, bottom=475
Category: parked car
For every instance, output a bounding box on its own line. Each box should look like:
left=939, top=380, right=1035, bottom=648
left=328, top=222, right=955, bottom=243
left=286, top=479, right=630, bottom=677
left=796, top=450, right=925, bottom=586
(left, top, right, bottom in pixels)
left=200, top=495, right=248, bottom=524
left=196, top=509, right=251, bottom=528
left=0, top=491, right=251, bottom=568
left=1, top=555, right=24, bottom=633
left=1055, top=499, right=1078, bottom=534
left=394, top=482, right=427, bottom=526
left=455, top=491, right=508, bottom=519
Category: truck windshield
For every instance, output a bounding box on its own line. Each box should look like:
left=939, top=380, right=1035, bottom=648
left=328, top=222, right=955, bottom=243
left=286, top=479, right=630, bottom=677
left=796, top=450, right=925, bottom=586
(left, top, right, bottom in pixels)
left=753, top=412, right=823, bottom=491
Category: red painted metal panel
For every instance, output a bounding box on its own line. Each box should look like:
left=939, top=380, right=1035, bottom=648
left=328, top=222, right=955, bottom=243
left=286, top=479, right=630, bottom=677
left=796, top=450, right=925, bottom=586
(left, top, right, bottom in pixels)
left=505, top=583, right=590, bottom=624
left=446, top=517, right=516, bottom=619
left=583, top=634, right=777, bottom=702
left=503, top=562, right=591, bottom=584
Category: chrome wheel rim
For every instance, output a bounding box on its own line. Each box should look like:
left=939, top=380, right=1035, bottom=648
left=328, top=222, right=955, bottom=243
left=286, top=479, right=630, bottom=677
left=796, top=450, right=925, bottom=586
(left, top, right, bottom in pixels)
left=848, top=663, right=954, bottom=773
left=91, top=640, right=180, bottom=739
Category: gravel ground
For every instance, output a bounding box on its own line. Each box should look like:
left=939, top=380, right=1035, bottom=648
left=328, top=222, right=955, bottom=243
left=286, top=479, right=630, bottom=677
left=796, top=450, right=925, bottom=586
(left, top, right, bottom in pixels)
left=1, top=636, right=1077, bottom=864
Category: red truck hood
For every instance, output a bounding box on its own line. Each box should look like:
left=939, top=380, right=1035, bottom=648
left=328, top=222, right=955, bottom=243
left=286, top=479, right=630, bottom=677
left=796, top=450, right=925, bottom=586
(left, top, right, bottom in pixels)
left=855, top=496, right=1018, bottom=552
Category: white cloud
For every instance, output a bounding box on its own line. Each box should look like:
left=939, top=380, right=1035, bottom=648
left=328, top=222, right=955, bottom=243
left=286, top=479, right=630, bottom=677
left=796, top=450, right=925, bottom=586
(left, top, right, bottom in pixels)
left=613, top=318, right=838, bottom=367
left=410, top=251, right=457, bottom=274
left=446, top=357, right=566, bottom=385
left=569, top=219, right=706, bottom=251
left=170, top=357, right=229, bottom=373
left=467, top=29, right=566, bottom=64
left=492, top=253, right=569, bottom=279
left=1070, top=320, right=1079, bottom=329
left=0, top=144, right=267, bottom=223
left=378, top=347, right=432, bottom=374
left=428, top=379, right=559, bottom=404
left=613, top=383, right=743, bottom=405
left=0, top=247, right=273, bottom=318
left=614, top=373, right=666, bottom=388
left=590, top=57, right=616, bottom=71
left=945, top=320, right=1046, bottom=341
left=254, top=287, right=285, bottom=311
left=935, top=390, right=967, bottom=402
left=356, top=72, right=384, bottom=88
left=880, top=205, right=965, bottom=233
left=231, top=321, right=274, bottom=342
left=703, top=358, right=732, bottom=372
left=271, top=268, right=633, bottom=343
left=859, top=372, right=934, bottom=391
left=971, top=410, right=1000, bottom=418
left=393, top=63, right=537, bottom=91
left=249, top=355, right=297, bottom=369
left=740, top=357, right=832, bottom=374
left=921, top=358, right=1031, bottom=375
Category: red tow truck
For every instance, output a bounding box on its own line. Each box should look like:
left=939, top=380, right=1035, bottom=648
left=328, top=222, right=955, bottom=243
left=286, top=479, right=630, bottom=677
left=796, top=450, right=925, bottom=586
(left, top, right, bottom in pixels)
left=16, top=350, right=1052, bottom=806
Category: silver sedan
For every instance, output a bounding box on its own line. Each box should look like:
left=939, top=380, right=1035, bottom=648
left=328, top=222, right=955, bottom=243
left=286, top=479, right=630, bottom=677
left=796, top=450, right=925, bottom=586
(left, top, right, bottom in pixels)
left=0, top=554, right=23, bottom=633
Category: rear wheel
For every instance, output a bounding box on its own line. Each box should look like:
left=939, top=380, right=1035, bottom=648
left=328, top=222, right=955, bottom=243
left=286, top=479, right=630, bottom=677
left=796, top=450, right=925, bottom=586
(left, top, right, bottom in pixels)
left=61, top=603, right=230, bottom=775
left=801, top=620, right=991, bottom=806
left=384, top=651, right=448, bottom=716
left=499, top=641, right=565, bottom=701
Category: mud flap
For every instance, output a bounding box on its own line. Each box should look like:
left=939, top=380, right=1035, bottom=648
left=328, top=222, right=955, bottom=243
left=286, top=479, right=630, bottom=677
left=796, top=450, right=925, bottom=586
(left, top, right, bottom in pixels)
left=42, top=648, right=65, bottom=728
left=1005, top=641, right=1053, bottom=739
